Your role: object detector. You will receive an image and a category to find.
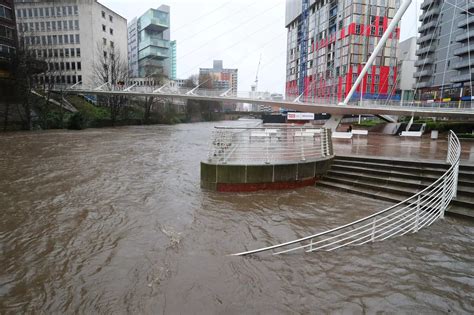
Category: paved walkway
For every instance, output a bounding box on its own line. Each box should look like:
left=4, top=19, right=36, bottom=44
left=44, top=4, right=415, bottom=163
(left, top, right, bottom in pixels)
left=332, top=134, right=474, bottom=164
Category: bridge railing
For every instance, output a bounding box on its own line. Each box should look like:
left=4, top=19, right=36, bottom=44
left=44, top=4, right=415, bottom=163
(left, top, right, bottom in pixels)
left=55, top=84, right=474, bottom=112
left=207, top=127, right=333, bottom=165
left=232, top=131, right=461, bottom=256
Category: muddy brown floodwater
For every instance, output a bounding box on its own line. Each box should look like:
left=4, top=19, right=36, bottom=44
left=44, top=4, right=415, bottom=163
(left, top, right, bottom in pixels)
left=0, top=122, right=473, bottom=314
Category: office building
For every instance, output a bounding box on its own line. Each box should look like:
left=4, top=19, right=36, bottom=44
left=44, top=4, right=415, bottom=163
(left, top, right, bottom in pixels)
left=414, top=0, right=474, bottom=100
left=397, top=36, right=416, bottom=101
left=285, top=0, right=400, bottom=101
left=14, top=0, right=128, bottom=87
left=199, top=60, right=238, bottom=94
left=0, top=0, right=17, bottom=78
left=128, top=5, right=171, bottom=78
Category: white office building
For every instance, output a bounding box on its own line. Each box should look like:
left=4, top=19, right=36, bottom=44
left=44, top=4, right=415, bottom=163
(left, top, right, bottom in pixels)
left=14, top=0, right=128, bottom=87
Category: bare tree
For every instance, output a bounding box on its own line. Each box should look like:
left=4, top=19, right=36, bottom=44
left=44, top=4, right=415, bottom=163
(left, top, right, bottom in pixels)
left=93, top=42, right=128, bottom=125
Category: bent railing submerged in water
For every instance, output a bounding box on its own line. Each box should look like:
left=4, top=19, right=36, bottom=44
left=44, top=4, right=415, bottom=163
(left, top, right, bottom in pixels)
left=232, top=131, right=461, bottom=256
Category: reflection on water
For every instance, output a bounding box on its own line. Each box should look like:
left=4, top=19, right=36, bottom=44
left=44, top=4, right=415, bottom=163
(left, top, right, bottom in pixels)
left=0, top=123, right=473, bottom=313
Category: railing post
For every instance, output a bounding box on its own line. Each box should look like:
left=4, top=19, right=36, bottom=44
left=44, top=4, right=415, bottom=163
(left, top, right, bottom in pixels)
left=320, top=131, right=326, bottom=157
left=371, top=219, right=376, bottom=242
left=446, top=132, right=452, bottom=164
left=452, top=164, right=459, bottom=198
left=441, top=178, right=447, bottom=219
left=415, top=195, right=420, bottom=232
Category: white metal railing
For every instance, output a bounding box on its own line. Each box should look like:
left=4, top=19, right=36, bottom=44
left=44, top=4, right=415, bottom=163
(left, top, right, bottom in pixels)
left=207, top=127, right=333, bottom=165
left=232, top=131, right=461, bottom=256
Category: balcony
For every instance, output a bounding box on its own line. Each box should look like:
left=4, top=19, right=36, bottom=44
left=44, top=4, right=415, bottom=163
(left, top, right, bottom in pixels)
left=416, top=45, right=436, bottom=56
left=452, top=59, right=474, bottom=70
left=413, top=81, right=431, bottom=89
left=138, top=38, right=170, bottom=51
left=413, top=69, right=433, bottom=78
left=455, top=32, right=474, bottom=43
left=453, top=44, right=474, bottom=56
left=139, top=9, right=169, bottom=32
left=414, top=57, right=433, bottom=67
left=450, top=72, right=474, bottom=83
left=420, top=0, right=437, bottom=11
left=417, top=33, right=435, bottom=45
left=419, top=7, right=440, bottom=21
left=138, top=46, right=169, bottom=61
left=418, top=20, right=437, bottom=32
left=457, top=15, right=474, bottom=28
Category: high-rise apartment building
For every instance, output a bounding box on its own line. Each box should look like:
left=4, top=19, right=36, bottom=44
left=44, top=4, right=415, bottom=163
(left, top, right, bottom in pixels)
left=414, top=0, right=474, bottom=100
left=14, top=0, right=128, bottom=87
left=170, top=39, right=176, bottom=80
left=0, top=0, right=17, bottom=79
left=397, top=36, right=416, bottom=101
left=199, top=60, right=238, bottom=94
left=128, top=5, right=171, bottom=78
left=285, top=0, right=400, bottom=101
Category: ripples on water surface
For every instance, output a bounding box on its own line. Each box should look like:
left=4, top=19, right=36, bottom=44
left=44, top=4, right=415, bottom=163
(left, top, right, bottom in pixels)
left=0, top=122, right=473, bottom=313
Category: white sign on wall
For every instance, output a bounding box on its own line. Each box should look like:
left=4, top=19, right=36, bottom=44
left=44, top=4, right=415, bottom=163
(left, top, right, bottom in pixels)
left=287, top=112, right=315, bottom=120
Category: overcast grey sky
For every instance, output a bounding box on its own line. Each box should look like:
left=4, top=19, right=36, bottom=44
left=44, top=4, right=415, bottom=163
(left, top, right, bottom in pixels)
left=101, top=0, right=420, bottom=94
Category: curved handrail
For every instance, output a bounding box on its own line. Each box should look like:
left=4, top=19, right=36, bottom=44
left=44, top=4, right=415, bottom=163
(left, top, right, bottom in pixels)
left=231, top=131, right=461, bottom=256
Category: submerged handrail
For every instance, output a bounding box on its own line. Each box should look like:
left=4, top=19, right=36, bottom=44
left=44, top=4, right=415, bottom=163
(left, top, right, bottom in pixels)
left=232, top=131, right=461, bottom=256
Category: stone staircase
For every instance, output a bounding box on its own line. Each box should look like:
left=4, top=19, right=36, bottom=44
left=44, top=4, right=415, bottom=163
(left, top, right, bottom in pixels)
left=319, top=155, right=474, bottom=218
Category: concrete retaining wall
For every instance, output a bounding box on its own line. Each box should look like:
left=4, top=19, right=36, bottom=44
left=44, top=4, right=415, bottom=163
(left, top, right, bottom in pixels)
left=201, top=157, right=333, bottom=192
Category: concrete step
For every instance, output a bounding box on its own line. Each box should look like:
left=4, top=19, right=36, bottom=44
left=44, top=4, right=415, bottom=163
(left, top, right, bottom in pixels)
left=334, top=155, right=474, bottom=179
left=330, top=164, right=474, bottom=187
left=318, top=180, right=473, bottom=217
left=326, top=170, right=473, bottom=196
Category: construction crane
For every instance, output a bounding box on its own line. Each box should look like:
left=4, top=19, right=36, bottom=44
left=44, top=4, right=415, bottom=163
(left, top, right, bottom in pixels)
left=298, top=0, right=310, bottom=95
left=251, top=54, right=262, bottom=93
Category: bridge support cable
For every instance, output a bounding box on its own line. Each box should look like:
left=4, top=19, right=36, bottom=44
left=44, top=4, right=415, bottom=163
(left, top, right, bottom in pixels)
left=341, top=0, right=413, bottom=106
left=231, top=131, right=461, bottom=256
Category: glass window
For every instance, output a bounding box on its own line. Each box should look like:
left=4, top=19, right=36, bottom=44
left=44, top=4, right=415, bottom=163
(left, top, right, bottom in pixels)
left=109, top=15, right=113, bottom=22
left=76, top=48, right=80, bottom=57
left=101, top=11, right=106, bottom=18
left=57, top=21, right=62, bottom=30
left=52, top=21, right=56, bottom=31
left=64, top=34, right=68, bottom=44
left=74, top=20, right=79, bottom=30
left=69, top=20, right=73, bottom=30
left=33, top=8, right=38, bottom=17
left=58, top=35, right=62, bottom=44
left=39, top=7, right=44, bottom=17
left=56, top=7, right=61, bottom=16
left=45, top=7, right=49, bottom=17
left=74, top=6, right=78, bottom=15
left=68, top=6, right=73, bottom=15
left=109, top=28, right=113, bottom=35
left=75, top=34, right=80, bottom=44
left=102, top=24, right=106, bottom=32
left=69, top=34, right=74, bottom=44
left=71, top=48, right=75, bottom=57
left=62, top=7, right=67, bottom=16
left=77, top=62, right=81, bottom=70
left=63, top=20, right=67, bottom=30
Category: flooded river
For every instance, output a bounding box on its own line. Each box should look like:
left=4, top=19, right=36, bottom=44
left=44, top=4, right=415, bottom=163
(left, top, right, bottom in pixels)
left=1, top=122, right=473, bottom=313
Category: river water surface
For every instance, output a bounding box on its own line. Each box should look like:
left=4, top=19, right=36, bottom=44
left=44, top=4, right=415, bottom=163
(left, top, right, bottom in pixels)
left=0, top=122, right=473, bottom=313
